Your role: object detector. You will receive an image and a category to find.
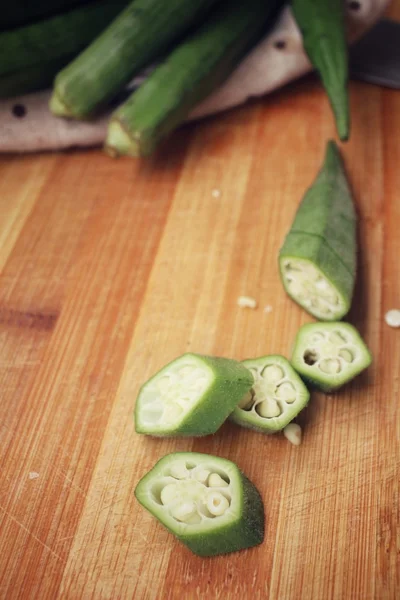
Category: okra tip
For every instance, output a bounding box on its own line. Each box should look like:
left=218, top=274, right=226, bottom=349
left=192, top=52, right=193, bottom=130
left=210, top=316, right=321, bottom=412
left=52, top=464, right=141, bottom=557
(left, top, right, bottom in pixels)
left=105, top=119, right=144, bottom=158
left=49, top=90, right=74, bottom=118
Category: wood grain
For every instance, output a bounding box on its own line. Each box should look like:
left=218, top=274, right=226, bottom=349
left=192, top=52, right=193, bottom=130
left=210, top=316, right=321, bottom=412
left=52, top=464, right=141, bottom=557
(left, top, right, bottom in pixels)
left=1, top=12, right=399, bottom=600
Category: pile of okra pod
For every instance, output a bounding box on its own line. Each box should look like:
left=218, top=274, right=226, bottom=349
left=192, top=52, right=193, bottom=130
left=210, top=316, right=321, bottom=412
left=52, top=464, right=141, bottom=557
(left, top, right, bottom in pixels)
left=1, top=1, right=375, bottom=558
left=1, top=0, right=349, bottom=156
left=134, top=140, right=373, bottom=557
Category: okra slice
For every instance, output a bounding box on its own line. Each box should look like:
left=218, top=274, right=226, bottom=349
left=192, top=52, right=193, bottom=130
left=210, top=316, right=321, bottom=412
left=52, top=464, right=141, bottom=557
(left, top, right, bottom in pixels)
left=230, top=355, right=309, bottom=433
left=291, top=322, right=372, bottom=392
left=135, top=353, right=253, bottom=437
left=279, top=141, right=357, bottom=321
left=135, top=452, right=264, bottom=557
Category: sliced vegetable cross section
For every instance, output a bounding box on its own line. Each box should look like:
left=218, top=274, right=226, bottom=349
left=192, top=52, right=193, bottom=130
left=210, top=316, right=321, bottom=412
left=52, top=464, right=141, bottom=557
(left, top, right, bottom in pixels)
left=230, top=355, right=309, bottom=433
left=291, top=322, right=372, bottom=392
left=135, top=353, right=254, bottom=436
left=279, top=141, right=357, bottom=321
left=135, top=452, right=264, bottom=556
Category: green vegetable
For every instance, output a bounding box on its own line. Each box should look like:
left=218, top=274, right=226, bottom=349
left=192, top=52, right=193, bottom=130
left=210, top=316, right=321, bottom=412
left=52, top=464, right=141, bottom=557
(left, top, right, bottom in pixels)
left=0, top=56, right=75, bottom=98
left=291, top=0, right=350, bottom=140
left=135, top=452, right=264, bottom=557
left=105, top=0, right=283, bottom=157
left=230, top=355, right=309, bottom=433
left=50, top=0, right=223, bottom=118
left=279, top=141, right=356, bottom=321
left=0, top=1, right=94, bottom=31
left=291, top=322, right=372, bottom=392
left=134, top=353, right=254, bottom=437
left=0, top=0, right=129, bottom=78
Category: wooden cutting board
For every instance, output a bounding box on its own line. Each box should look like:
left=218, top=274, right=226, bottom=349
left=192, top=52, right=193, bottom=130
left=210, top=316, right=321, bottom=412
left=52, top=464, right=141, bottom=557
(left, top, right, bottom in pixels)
left=1, top=19, right=399, bottom=600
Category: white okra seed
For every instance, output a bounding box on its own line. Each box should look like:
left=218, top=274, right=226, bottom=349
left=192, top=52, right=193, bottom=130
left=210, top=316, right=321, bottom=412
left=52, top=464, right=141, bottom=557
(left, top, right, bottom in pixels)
left=193, top=469, right=210, bottom=484
left=319, top=358, right=341, bottom=374
left=157, top=376, right=171, bottom=392
left=170, top=501, right=197, bottom=522
left=261, top=365, right=284, bottom=383
left=160, top=483, right=178, bottom=505
left=163, top=404, right=184, bottom=424
left=385, top=309, right=400, bottom=328
left=338, top=348, right=354, bottom=363
left=329, top=331, right=347, bottom=345
left=275, top=382, right=296, bottom=403
left=208, top=473, right=229, bottom=488
left=206, top=492, right=230, bottom=516
left=256, top=399, right=281, bottom=418
left=283, top=423, right=302, bottom=446
left=170, top=461, right=190, bottom=479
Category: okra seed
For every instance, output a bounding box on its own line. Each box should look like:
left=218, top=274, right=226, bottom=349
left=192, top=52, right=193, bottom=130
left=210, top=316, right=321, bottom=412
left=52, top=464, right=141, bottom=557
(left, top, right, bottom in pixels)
left=275, top=382, right=296, bottom=403
left=319, top=358, right=341, bottom=374
left=157, top=376, right=171, bottom=392
left=238, top=390, right=254, bottom=410
left=170, top=462, right=190, bottom=480
left=261, top=365, right=285, bottom=383
left=255, top=399, right=281, bottom=418
left=178, top=366, right=195, bottom=378
left=329, top=331, right=347, bottom=345
left=311, top=332, right=325, bottom=342
left=338, top=348, right=354, bottom=363
left=193, top=469, right=210, bottom=484
left=170, top=501, right=197, bottom=523
left=283, top=423, right=302, bottom=446
left=160, top=484, right=178, bottom=505
left=206, top=492, right=230, bottom=516
left=163, top=404, right=184, bottom=424
left=185, top=513, right=202, bottom=525
left=208, top=473, right=229, bottom=488
left=303, top=349, right=319, bottom=366
left=384, top=309, right=400, bottom=328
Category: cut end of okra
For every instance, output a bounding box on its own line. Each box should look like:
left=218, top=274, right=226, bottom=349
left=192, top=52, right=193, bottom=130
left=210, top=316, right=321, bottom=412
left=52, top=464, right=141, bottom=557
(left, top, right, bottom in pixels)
left=135, top=353, right=253, bottom=437
left=49, top=90, right=73, bottom=118
left=105, top=119, right=139, bottom=158
left=230, top=355, right=310, bottom=434
left=135, top=452, right=264, bottom=557
left=291, top=322, right=372, bottom=392
left=279, top=256, right=349, bottom=321
left=279, top=141, right=356, bottom=321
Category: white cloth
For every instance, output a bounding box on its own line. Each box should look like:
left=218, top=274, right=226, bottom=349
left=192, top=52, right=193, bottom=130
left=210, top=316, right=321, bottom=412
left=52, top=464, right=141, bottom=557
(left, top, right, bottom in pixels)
left=0, top=0, right=390, bottom=153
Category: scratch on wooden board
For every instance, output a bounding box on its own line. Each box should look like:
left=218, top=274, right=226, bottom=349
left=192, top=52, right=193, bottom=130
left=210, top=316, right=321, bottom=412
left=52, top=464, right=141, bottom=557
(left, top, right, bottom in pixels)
left=0, top=504, right=65, bottom=564
left=53, top=467, right=89, bottom=498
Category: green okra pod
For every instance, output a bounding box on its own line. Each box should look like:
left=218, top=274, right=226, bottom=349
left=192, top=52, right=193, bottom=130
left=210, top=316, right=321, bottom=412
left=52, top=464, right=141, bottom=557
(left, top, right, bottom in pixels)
left=279, top=140, right=356, bottom=321
left=105, top=0, right=283, bottom=157
left=135, top=452, right=265, bottom=557
left=50, top=0, right=222, bottom=118
left=230, top=355, right=310, bottom=433
left=291, top=0, right=350, bottom=140
left=135, top=352, right=254, bottom=437
left=291, top=322, right=372, bottom=392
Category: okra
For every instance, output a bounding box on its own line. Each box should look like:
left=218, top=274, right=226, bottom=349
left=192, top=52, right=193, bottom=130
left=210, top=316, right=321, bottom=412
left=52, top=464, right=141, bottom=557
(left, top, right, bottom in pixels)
left=135, top=452, right=264, bottom=557
left=292, top=0, right=350, bottom=140
left=0, top=0, right=129, bottom=78
left=230, top=355, right=309, bottom=433
left=291, top=322, right=372, bottom=392
left=105, top=0, right=283, bottom=157
left=135, top=353, right=254, bottom=437
left=50, top=0, right=222, bottom=118
left=279, top=140, right=356, bottom=321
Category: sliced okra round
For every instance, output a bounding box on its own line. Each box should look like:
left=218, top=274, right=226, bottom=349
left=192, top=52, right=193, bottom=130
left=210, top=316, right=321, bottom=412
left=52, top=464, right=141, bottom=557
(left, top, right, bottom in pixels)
left=291, top=322, right=372, bottom=392
left=230, top=355, right=310, bottom=433
left=135, top=353, right=254, bottom=437
left=279, top=141, right=356, bottom=321
left=135, top=452, right=264, bottom=557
